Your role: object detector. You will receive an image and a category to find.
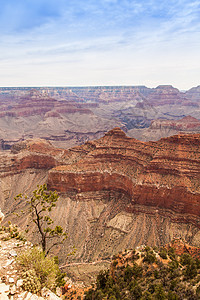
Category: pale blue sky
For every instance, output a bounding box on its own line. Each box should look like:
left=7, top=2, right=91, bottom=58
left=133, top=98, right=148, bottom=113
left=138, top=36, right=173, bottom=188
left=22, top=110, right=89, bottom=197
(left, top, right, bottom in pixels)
left=0, top=0, right=200, bottom=89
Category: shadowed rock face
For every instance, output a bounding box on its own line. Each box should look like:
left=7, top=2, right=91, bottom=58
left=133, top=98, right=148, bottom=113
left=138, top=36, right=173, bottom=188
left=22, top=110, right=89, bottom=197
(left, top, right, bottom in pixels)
left=48, top=128, right=200, bottom=226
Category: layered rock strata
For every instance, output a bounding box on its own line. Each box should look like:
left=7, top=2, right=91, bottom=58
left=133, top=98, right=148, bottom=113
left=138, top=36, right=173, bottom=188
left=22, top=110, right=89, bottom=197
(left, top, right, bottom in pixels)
left=150, top=116, right=200, bottom=131
left=185, top=85, right=200, bottom=102
left=146, top=85, right=198, bottom=107
left=0, top=139, right=64, bottom=177
left=1, top=131, right=200, bottom=269
left=48, top=128, right=200, bottom=227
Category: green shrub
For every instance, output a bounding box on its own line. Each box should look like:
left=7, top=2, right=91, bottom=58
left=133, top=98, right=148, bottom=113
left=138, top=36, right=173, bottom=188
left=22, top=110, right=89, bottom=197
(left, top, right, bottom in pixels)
left=1, top=222, right=26, bottom=242
left=167, top=290, right=179, bottom=300
left=154, top=270, right=159, bottom=279
left=142, top=291, right=153, bottom=299
left=124, top=266, right=134, bottom=283
left=154, top=285, right=166, bottom=300
left=195, top=258, right=200, bottom=269
left=112, top=260, right=118, bottom=267
left=22, top=269, right=41, bottom=294
left=109, top=296, right=117, bottom=300
left=96, top=270, right=110, bottom=290
left=143, top=250, right=156, bottom=264
left=180, top=253, right=192, bottom=266
left=16, top=246, right=62, bottom=290
left=159, top=248, right=168, bottom=259
left=168, top=248, right=176, bottom=260
left=184, top=261, right=197, bottom=279
left=130, top=284, right=142, bottom=299
left=196, top=285, right=200, bottom=297
left=168, top=260, right=179, bottom=272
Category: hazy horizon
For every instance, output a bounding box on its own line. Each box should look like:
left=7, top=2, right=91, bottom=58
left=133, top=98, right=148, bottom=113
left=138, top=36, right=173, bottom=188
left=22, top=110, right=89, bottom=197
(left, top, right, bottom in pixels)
left=0, top=84, right=194, bottom=92
left=1, top=0, right=200, bottom=90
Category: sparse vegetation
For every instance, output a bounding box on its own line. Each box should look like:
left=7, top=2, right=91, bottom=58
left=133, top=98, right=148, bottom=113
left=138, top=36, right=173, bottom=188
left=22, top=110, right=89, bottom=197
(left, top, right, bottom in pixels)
left=14, top=184, right=68, bottom=256
left=84, top=245, right=200, bottom=300
left=21, top=269, right=41, bottom=294
left=0, top=221, right=26, bottom=242
left=16, top=246, right=65, bottom=292
left=10, top=185, right=70, bottom=294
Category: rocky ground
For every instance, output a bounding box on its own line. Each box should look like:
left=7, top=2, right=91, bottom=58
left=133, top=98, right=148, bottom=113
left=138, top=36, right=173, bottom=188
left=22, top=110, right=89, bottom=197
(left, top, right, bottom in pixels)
left=0, top=228, right=63, bottom=300
left=0, top=224, right=89, bottom=300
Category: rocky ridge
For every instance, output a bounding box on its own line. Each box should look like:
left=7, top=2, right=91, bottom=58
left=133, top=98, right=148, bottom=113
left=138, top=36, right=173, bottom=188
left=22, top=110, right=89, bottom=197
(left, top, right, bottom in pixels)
left=144, top=85, right=197, bottom=107
left=1, top=130, right=200, bottom=281
left=0, top=89, right=122, bottom=150
left=167, top=239, right=200, bottom=259
left=1, top=85, right=200, bottom=149
left=48, top=127, right=200, bottom=227
left=150, top=116, right=200, bottom=131
left=85, top=239, right=200, bottom=299
left=185, top=85, right=200, bottom=102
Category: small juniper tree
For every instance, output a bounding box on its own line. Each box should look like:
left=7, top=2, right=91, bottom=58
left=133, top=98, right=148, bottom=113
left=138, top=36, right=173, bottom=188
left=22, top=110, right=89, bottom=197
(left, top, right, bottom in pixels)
left=15, top=184, right=67, bottom=256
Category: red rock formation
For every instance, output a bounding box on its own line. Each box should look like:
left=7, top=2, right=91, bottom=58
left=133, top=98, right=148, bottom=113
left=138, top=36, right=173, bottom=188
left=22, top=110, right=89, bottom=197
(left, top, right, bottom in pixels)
left=150, top=116, right=200, bottom=131
left=48, top=128, right=200, bottom=226
left=0, top=92, right=93, bottom=119
left=146, top=85, right=197, bottom=107
left=167, top=239, right=200, bottom=259
left=0, top=139, right=64, bottom=176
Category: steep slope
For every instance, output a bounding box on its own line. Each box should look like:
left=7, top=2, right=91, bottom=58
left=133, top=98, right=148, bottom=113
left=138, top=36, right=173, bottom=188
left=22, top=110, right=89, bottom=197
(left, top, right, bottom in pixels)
left=185, top=85, right=200, bottom=102
left=1, top=130, right=200, bottom=279
left=48, top=128, right=200, bottom=226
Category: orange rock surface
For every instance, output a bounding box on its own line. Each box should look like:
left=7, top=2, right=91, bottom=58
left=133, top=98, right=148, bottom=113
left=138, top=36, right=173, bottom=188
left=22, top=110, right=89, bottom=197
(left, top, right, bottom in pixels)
left=1, top=129, right=200, bottom=228
left=167, top=239, right=200, bottom=259
left=0, top=139, right=64, bottom=176
left=47, top=128, right=200, bottom=225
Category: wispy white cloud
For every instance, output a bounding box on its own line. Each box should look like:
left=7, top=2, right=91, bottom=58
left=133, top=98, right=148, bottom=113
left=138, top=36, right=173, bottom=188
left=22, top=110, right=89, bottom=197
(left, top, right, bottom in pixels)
left=0, top=0, right=200, bottom=88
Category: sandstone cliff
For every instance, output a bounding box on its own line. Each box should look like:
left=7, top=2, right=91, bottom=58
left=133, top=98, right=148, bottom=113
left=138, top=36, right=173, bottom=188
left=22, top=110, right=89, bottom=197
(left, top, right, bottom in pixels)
left=48, top=128, right=200, bottom=227
left=1, top=130, right=200, bottom=278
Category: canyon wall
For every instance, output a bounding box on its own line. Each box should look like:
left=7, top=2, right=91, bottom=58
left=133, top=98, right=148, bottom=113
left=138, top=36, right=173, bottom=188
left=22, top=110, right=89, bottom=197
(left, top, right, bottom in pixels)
left=0, top=85, right=200, bottom=150
left=0, top=129, right=200, bottom=269
left=48, top=128, right=200, bottom=227
left=150, top=116, right=200, bottom=131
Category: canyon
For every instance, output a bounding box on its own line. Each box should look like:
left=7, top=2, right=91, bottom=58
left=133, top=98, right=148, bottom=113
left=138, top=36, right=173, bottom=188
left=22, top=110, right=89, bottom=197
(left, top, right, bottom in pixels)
left=47, top=127, right=200, bottom=225
left=0, top=128, right=200, bottom=283
left=0, top=85, right=200, bottom=283
left=0, top=85, right=200, bottom=150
